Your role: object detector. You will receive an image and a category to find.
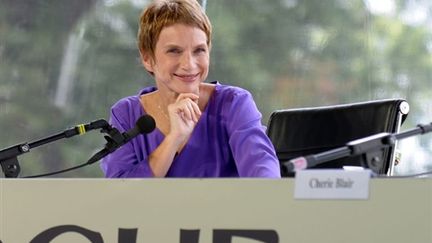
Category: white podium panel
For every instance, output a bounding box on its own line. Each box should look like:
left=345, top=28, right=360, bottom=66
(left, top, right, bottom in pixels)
left=0, top=178, right=431, bottom=242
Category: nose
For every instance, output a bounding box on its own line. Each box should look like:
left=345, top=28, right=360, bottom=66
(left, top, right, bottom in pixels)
left=179, top=52, right=196, bottom=70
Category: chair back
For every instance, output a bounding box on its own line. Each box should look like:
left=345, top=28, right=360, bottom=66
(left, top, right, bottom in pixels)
left=267, top=99, right=409, bottom=177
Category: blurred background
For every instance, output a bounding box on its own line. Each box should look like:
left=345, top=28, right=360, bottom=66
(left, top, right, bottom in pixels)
left=0, top=0, right=431, bottom=177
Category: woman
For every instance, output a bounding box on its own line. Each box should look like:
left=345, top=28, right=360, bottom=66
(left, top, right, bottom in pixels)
left=101, top=0, right=280, bottom=178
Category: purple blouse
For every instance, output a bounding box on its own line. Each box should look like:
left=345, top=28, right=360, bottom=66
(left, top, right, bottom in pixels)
left=100, top=82, right=281, bottom=178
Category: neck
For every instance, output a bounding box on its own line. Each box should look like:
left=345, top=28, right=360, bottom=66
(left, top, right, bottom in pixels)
left=156, top=86, right=201, bottom=105
left=156, top=91, right=172, bottom=116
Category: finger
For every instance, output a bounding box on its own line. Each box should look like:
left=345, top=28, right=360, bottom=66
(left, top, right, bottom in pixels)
left=186, top=102, right=199, bottom=122
left=191, top=101, right=201, bottom=115
left=190, top=101, right=201, bottom=122
left=179, top=103, right=193, bottom=121
left=176, top=93, right=199, bottom=102
left=172, top=96, right=201, bottom=122
left=182, top=99, right=201, bottom=122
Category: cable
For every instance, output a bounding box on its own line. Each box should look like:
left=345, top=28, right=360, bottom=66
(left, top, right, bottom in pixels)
left=23, top=162, right=88, bottom=178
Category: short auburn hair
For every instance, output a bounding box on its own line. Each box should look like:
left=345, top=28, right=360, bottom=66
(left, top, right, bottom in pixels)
left=137, top=0, right=212, bottom=58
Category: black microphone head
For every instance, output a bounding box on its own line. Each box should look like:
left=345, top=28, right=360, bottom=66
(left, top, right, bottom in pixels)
left=136, top=115, right=156, bottom=134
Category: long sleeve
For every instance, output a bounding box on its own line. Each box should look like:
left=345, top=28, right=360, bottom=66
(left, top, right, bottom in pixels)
left=100, top=97, right=154, bottom=178
left=100, top=84, right=280, bottom=178
left=223, top=89, right=281, bottom=178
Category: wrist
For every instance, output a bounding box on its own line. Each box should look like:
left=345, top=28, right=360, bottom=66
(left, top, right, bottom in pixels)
left=165, top=132, right=187, bottom=150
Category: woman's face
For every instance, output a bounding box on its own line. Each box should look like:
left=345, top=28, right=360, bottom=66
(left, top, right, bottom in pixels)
left=143, top=23, right=210, bottom=95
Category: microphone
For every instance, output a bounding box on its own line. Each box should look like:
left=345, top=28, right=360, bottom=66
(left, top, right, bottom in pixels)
left=21, top=116, right=155, bottom=178
left=282, top=147, right=352, bottom=173
left=63, top=119, right=110, bottom=137
left=282, top=132, right=398, bottom=174
left=282, top=130, right=410, bottom=172
left=0, top=119, right=110, bottom=161
left=86, top=115, right=156, bottom=165
left=121, top=115, right=156, bottom=141
left=0, top=118, right=110, bottom=178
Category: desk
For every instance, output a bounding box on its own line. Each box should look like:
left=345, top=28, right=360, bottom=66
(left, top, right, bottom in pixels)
left=1, top=178, right=431, bottom=242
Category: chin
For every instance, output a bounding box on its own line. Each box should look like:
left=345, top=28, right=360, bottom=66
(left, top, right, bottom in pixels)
left=175, top=84, right=200, bottom=94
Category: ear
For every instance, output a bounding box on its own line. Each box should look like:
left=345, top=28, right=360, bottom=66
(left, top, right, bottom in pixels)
left=140, top=51, right=155, bottom=74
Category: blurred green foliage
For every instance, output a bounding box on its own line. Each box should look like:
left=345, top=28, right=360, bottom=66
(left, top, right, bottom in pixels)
left=0, top=0, right=431, bottom=177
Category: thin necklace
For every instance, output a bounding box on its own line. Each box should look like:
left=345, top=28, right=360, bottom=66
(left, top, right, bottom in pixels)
left=157, top=102, right=169, bottom=120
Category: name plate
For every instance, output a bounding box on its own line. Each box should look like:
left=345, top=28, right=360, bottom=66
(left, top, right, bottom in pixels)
left=294, top=169, right=371, bottom=200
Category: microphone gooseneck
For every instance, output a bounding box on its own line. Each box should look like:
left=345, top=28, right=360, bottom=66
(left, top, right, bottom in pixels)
left=0, top=118, right=110, bottom=178
left=86, top=115, right=156, bottom=165
left=122, top=115, right=156, bottom=141
left=284, top=122, right=432, bottom=174
left=23, top=115, right=156, bottom=178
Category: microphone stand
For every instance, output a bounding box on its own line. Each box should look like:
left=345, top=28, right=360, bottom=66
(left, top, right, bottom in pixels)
left=15, top=115, right=155, bottom=178
left=284, top=122, right=432, bottom=174
left=86, top=126, right=125, bottom=165
left=22, top=125, right=125, bottom=178
left=0, top=123, right=109, bottom=178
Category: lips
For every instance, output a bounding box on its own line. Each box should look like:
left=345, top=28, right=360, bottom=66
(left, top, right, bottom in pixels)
left=175, top=73, right=200, bottom=82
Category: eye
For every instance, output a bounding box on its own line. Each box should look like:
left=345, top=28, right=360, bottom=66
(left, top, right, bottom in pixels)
left=194, top=47, right=207, bottom=54
left=167, top=48, right=181, bottom=54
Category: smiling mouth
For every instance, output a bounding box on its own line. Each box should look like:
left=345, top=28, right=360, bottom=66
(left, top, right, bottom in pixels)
left=175, top=73, right=200, bottom=82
